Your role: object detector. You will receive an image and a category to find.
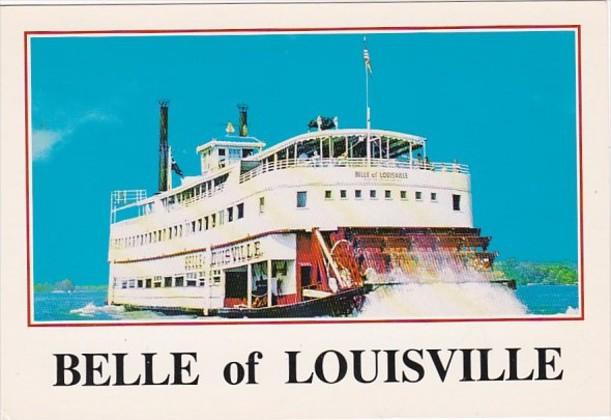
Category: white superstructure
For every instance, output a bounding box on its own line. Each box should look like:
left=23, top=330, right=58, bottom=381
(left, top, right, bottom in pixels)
left=108, top=120, right=474, bottom=314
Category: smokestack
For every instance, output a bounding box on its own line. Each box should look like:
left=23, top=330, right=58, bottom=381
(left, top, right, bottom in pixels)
left=158, top=101, right=169, bottom=192
left=238, top=104, right=248, bottom=137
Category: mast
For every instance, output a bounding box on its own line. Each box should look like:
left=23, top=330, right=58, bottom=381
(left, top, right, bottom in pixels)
left=158, top=101, right=170, bottom=192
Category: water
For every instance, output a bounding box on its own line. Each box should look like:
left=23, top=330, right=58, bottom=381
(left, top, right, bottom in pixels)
left=515, top=284, right=579, bottom=315
left=33, top=283, right=578, bottom=322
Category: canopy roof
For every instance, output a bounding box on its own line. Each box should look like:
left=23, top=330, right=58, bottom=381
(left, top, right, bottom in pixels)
left=245, top=128, right=426, bottom=162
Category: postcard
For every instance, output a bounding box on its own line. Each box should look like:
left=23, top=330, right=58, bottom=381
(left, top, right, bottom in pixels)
left=0, top=1, right=609, bottom=419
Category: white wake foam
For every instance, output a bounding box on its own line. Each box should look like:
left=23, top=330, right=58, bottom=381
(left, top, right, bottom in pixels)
left=360, top=282, right=527, bottom=318
left=70, top=302, right=126, bottom=318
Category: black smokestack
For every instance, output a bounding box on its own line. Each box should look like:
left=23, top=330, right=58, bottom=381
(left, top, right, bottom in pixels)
left=158, top=101, right=169, bottom=192
left=238, top=104, right=248, bottom=137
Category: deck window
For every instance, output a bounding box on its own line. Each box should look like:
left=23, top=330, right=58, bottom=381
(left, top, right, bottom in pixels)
left=198, top=218, right=202, bottom=231
left=259, top=197, right=265, bottom=214
left=164, top=277, right=172, bottom=287
left=355, top=189, right=362, bottom=199
left=453, top=194, right=461, bottom=211
left=324, top=190, right=332, bottom=200
left=385, top=190, right=392, bottom=199
left=205, top=216, right=209, bottom=230
left=400, top=190, right=407, bottom=200
left=175, top=276, right=184, bottom=287
left=191, top=221, right=196, bottom=232
left=145, top=279, right=152, bottom=288
left=237, top=203, right=244, bottom=219
left=340, top=190, right=347, bottom=199
left=121, top=281, right=127, bottom=289
left=211, top=214, right=216, bottom=228
left=227, top=207, right=234, bottom=222
left=415, top=191, right=422, bottom=201
left=431, top=192, right=437, bottom=202
left=370, top=190, right=377, bottom=199
left=186, top=273, right=197, bottom=287
left=297, top=191, right=308, bottom=208
left=219, top=211, right=225, bottom=225
left=137, top=279, right=143, bottom=288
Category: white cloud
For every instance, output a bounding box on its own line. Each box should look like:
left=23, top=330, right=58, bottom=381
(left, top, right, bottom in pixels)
left=32, top=110, right=117, bottom=161
left=32, top=129, right=68, bottom=160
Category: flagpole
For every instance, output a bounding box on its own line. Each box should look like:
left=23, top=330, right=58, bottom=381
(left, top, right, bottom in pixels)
left=363, top=37, right=371, bottom=165
left=365, top=55, right=370, bottom=131
left=167, top=146, right=173, bottom=191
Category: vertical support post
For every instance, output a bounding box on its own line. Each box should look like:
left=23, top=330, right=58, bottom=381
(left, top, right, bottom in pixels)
left=344, top=136, right=348, bottom=158
left=274, top=152, right=278, bottom=171
left=247, top=263, right=252, bottom=308
left=294, top=143, right=297, bottom=165
left=409, top=143, right=413, bottom=168
left=267, top=260, right=272, bottom=308
left=386, top=138, right=390, bottom=160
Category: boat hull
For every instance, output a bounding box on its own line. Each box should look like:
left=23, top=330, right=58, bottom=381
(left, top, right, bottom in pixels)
left=217, top=285, right=370, bottom=319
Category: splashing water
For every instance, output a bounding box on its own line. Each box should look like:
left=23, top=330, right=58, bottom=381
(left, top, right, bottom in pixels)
left=70, top=302, right=126, bottom=318
left=360, top=283, right=526, bottom=318
left=69, top=301, right=195, bottom=320
left=356, top=246, right=527, bottom=318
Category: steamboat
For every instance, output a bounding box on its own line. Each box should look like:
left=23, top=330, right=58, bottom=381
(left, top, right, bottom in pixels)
left=107, top=102, right=513, bottom=318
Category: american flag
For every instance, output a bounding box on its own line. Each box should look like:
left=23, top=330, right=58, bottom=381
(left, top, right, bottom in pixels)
left=363, top=48, right=372, bottom=74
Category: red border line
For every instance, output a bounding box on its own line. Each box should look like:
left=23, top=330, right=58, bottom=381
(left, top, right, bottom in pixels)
left=577, top=25, right=585, bottom=321
left=25, top=25, right=584, bottom=327
left=24, top=24, right=580, bottom=36
left=25, top=31, right=32, bottom=328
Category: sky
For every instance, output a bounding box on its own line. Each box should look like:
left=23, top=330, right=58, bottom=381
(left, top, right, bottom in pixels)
left=31, top=30, right=578, bottom=286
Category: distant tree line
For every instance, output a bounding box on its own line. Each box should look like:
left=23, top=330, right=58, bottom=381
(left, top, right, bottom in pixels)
left=494, top=260, right=577, bottom=285
left=33, top=279, right=106, bottom=293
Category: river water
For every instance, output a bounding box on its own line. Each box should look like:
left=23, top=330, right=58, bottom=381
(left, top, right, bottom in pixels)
left=33, top=283, right=578, bottom=322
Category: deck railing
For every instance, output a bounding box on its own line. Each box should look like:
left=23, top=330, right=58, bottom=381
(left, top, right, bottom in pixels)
left=239, top=157, right=469, bottom=183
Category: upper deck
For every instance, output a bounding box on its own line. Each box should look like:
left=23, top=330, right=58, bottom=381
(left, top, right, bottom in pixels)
left=110, top=127, right=468, bottom=225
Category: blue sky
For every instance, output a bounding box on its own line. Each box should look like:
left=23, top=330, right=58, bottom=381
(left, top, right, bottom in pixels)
left=31, top=31, right=577, bottom=285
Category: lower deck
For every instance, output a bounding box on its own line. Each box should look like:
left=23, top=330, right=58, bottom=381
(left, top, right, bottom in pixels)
left=108, top=226, right=500, bottom=316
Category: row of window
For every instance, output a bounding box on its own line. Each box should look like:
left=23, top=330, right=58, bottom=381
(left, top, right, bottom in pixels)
left=323, top=189, right=437, bottom=201
left=297, top=190, right=461, bottom=210
left=113, top=202, right=245, bottom=249
left=116, top=271, right=222, bottom=289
